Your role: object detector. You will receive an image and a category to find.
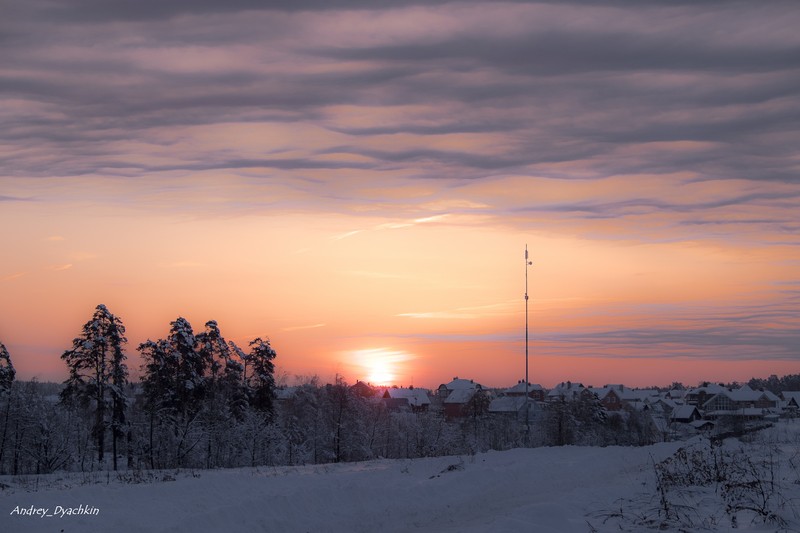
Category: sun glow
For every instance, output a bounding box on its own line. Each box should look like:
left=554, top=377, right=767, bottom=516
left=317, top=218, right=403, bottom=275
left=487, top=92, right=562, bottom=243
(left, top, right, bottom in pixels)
left=351, top=347, right=415, bottom=386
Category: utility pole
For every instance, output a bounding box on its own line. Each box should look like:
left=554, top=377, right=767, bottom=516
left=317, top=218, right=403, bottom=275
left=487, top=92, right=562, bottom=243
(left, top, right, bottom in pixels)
left=525, top=245, right=533, bottom=438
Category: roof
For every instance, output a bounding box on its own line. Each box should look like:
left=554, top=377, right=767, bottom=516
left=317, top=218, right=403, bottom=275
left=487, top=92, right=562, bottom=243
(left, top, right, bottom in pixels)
left=620, top=389, right=659, bottom=402
left=782, top=391, right=800, bottom=403
left=702, top=385, right=780, bottom=407
left=547, top=381, right=585, bottom=398
left=488, top=396, right=527, bottom=413
left=686, top=383, right=726, bottom=396
left=588, top=387, right=616, bottom=400
left=444, top=388, right=478, bottom=404
left=504, top=381, right=544, bottom=395
left=382, top=387, right=431, bottom=407
left=670, top=405, right=699, bottom=420
left=653, top=397, right=679, bottom=410
left=441, top=377, right=481, bottom=391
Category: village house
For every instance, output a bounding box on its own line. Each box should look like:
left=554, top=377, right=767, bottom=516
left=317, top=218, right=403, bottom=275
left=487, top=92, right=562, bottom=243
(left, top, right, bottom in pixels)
left=546, top=381, right=593, bottom=403
left=670, top=405, right=703, bottom=424
left=589, top=386, right=623, bottom=411
left=684, top=383, right=727, bottom=406
left=650, top=397, right=679, bottom=415
left=701, top=384, right=780, bottom=420
left=779, top=391, right=800, bottom=417
left=350, top=380, right=377, bottom=398
left=437, top=377, right=482, bottom=400
left=381, top=387, right=431, bottom=413
left=503, top=380, right=546, bottom=402
left=488, top=395, right=529, bottom=419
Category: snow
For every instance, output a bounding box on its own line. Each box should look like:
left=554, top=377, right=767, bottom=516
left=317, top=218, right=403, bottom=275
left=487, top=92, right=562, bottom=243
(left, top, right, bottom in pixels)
left=382, top=387, right=431, bottom=407
left=2, top=442, right=683, bottom=532
left=443, top=388, right=477, bottom=404
left=4, top=422, right=800, bottom=532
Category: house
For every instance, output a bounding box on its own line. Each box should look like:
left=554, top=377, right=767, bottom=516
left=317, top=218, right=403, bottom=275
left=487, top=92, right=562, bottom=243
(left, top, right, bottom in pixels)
left=586, top=384, right=658, bottom=411
left=619, top=388, right=659, bottom=410
left=780, top=391, right=800, bottom=416
left=702, top=385, right=779, bottom=420
left=666, top=389, right=687, bottom=401
left=589, top=386, right=623, bottom=411
left=689, top=419, right=715, bottom=432
left=350, top=380, right=378, bottom=398
left=437, top=377, right=482, bottom=400
left=488, top=396, right=528, bottom=419
left=670, top=405, right=702, bottom=423
left=684, top=383, right=726, bottom=406
left=504, top=381, right=546, bottom=402
left=547, top=381, right=592, bottom=402
left=381, top=387, right=431, bottom=412
left=443, top=388, right=488, bottom=418
left=650, top=397, right=679, bottom=415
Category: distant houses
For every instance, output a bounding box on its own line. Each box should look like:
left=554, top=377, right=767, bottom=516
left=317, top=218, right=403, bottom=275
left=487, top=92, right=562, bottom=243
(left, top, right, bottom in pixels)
left=290, top=376, right=800, bottom=438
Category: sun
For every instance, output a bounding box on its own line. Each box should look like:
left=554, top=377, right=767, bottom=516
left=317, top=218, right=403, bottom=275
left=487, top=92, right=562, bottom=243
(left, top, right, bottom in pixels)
left=351, top=347, right=413, bottom=386
left=367, top=362, right=395, bottom=385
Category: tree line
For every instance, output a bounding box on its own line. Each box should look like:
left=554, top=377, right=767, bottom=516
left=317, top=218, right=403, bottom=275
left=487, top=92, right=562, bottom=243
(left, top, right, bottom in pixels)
left=0, top=304, right=277, bottom=474
left=2, top=306, right=797, bottom=476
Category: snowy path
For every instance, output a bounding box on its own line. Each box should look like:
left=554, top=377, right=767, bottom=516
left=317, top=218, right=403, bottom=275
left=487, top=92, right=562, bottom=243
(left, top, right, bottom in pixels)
left=2, top=442, right=683, bottom=533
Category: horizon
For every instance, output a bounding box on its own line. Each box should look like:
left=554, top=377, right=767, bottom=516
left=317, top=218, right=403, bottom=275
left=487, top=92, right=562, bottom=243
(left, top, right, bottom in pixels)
left=2, top=1, right=799, bottom=390
left=5, top=367, right=792, bottom=393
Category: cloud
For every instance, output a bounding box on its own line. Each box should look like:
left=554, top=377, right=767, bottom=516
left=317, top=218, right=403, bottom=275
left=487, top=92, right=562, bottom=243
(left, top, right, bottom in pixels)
left=398, top=300, right=518, bottom=320
left=282, top=323, right=326, bottom=332
left=1, top=0, right=798, bottom=243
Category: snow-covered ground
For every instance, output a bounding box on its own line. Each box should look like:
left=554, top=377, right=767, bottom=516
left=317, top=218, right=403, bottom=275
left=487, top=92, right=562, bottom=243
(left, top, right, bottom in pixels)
left=4, top=422, right=800, bottom=532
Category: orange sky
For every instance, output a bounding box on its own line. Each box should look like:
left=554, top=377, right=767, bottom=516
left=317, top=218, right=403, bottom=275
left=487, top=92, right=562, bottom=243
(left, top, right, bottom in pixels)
left=2, top=2, right=799, bottom=389
left=1, top=179, right=798, bottom=389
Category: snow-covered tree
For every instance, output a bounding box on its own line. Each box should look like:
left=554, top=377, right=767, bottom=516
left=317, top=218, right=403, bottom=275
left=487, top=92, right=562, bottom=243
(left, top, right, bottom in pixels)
left=0, top=341, right=14, bottom=392
left=166, top=317, right=204, bottom=415
left=246, top=337, right=277, bottom=417
left=60, top=304, right=128, bottom=468
left=197, top=321, right=246, bottom=414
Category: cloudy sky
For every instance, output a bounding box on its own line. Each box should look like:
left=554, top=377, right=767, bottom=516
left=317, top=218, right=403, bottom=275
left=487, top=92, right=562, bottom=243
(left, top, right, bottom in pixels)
left=1, top=0, right=799, bottom=388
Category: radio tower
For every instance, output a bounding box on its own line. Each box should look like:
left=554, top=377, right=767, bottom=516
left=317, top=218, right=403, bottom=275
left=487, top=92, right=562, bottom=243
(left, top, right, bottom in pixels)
left=525, top=245, right=533, bottom=436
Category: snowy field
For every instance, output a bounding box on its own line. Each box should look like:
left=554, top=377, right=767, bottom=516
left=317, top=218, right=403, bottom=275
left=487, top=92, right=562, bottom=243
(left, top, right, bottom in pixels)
left=3, top=422, right=800, bottom=532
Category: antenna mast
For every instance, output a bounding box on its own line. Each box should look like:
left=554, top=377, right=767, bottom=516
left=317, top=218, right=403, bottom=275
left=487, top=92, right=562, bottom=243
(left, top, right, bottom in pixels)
left=525, top=245, right=533, bottom=437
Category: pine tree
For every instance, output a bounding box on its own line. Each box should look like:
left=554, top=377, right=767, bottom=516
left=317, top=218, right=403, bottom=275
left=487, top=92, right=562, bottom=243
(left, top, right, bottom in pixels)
left=0, top=341, right=16, bottom=474
left=0, top=341, right=14, bottom=392
left=247, top=337, right=277, bottom=417
left=138, top=339, right=174, bottom=469
left=197, top=321, right=246, bottom=413
left=60, top=304, right=128, bottom=468
left=167, top=317, right=204, bottom=415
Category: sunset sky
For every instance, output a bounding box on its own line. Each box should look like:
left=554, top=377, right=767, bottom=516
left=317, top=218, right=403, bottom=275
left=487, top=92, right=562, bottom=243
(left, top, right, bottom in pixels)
left=1, top=0, right=799, bottom=389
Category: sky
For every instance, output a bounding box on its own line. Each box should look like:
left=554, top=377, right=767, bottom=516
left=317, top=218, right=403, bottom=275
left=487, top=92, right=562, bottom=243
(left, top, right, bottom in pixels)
left=1, top=0, right=799, bottom=389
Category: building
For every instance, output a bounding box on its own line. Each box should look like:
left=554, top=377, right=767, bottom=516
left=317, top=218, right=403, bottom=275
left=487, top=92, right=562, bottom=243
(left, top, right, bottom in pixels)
left=381, top=387, right=431, bottom=412
left=503, top=380, right=546, bottom=402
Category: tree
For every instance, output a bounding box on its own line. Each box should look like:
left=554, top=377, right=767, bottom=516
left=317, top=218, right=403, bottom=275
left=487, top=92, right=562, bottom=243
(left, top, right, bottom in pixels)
left=60, top=304, right=128, bottom=469
left=0, top=341, right=17, bottom=473
left=196, top=321, right=246, bottom=468
left=0, top=341, right=14, bottom=392
left=166, top=317, right=204, bottom=415
left=197, top=321, right=246, bottom=415
left=246, top=337, right=277, bottom=417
